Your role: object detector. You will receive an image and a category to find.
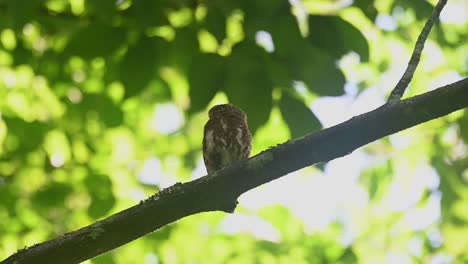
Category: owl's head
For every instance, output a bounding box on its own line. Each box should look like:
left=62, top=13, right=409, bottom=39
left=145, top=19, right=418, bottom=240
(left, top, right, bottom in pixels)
left=208, top=104, right=246, bottom=119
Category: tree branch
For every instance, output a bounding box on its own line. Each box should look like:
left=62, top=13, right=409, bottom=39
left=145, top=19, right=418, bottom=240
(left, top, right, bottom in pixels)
left=3, top=78, right=468, bottom=264
left=387, top=0, right=447, bottom=103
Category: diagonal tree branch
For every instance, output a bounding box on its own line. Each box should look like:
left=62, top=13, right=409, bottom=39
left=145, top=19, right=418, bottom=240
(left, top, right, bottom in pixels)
left=3, top=78, right=468, bottom=264
left=387, top=0, right=447, bottom=103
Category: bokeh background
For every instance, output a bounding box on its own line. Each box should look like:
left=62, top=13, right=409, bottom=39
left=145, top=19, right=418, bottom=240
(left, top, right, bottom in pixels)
left=0, top=0, right=467, bottom=263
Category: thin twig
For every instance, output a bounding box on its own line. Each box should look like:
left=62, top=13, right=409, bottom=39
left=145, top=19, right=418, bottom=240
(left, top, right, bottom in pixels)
left=387, top=0, right=448, bottom=103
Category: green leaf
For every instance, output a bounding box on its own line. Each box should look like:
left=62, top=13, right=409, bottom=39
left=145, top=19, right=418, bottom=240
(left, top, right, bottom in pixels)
left=269, top=14, right=345, bottom=96
left=188, top=53, right=225, bottom=113
left=393, top=0, right=434, bottom=20
left=65, top=23, right=125, bottom=60
left=458, top=111, right=468, bottom=143
left=239, top=0, right=289, bottom=37
left=288, top=44, right=345, bottom=96
left=170, top=27, right=199, bottom=73
left=12, top=42, right=32, bottom=66
left=308, top=15, right=369, bottom=62
left=224, top=41, right=273, bottom=133
left=258, top=205, right=303, bottom=241
left=119, top=36, right=158, bottom=98
left=6, top=0, right=40, bottom=29
left=203, top=7, right=226, bottom=42
left=279, top=93, right=321, bottom=138
left=127, top=0, right=168, bottom=27
left=338, top=247, right=358, bottom=263
left=434, top=157, right=460, bottom=220
left=84, top=173, right=115, bottom=219
left=80, top=94, right=123, bottom=127
left=353, top=0, right=378, bottom=21
left=269, top=11, right=303, bottom=58
left=90, top=252, right=115, bottom=264
left=265, top=57, right=291, bottom=88
left=145, top=77, right=172, bottom=102
left=0, top=185, right=16, bottom=215
left=239, top=0, right=286, bottom=17
left=36, top=51, right=62, bottom=82
left=359, top=160, right=393, bottom=201
left=3, top=117, right=49, bottom=153
left=34, top=182, right=73, bottom=208
left=85, top=0, right=117, bottom=21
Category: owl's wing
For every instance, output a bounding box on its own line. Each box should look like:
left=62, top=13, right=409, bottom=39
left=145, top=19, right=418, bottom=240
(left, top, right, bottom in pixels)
left=241, top=123, right=252, bottom=159
left=203, top=120, right=223, bottom=175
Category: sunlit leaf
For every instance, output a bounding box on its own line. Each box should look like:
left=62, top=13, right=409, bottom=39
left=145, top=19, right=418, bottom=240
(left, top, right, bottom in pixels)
left=65, top=23, right=125, bottom=60
left=44, top=130, right=71, bottom=166
left=90, top=252, right=114, bottom=264
left=145, top=77, right=172, bottom=102
left=0, top=185, right=15, bottom=214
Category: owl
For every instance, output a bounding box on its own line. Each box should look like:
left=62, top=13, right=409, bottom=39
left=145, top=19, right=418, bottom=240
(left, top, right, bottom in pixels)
left=203, top=104, right=252, bottom=175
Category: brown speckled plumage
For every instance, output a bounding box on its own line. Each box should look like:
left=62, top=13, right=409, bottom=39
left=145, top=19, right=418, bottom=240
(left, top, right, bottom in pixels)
left=203, top=104, right=252, bottom=175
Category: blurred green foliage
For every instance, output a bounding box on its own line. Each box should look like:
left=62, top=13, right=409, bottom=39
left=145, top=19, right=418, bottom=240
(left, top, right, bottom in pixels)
left=0, top=0, right=467, bottom=263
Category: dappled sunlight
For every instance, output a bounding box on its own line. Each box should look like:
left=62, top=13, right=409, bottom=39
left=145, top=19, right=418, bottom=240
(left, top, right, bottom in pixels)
left=151, top=103, right=185, bottom=134
left=375, top=14, right=398, bottom=31
left=403, top=192, right=441, bottom=230
left=381, top=162, right=440, bottom=212
left=428, top=71, right=464, bottom=91
left=311, top=84, right=385, bottom=127
left=440, top=0, right=468, bottom=24
left=137, top=157, right=164, bottom=186
left=50, top=153, right=65, bottom=168
left=255, top=31, right=275, bottom=53
left=137, top=157, right=177, bottom=188
left=240, top=155, right=369, bottom=235
left=191, top=157, right=208, bottom=180
left=220, top=213, right=281, bottom=242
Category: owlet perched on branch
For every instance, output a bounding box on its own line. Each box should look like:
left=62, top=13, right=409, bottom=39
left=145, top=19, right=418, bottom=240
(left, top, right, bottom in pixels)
left=203, top=104, right=252, bottom=175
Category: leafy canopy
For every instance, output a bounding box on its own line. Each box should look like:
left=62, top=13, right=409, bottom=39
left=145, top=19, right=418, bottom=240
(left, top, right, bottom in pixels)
left=0, top=0, right=467, bottom=263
